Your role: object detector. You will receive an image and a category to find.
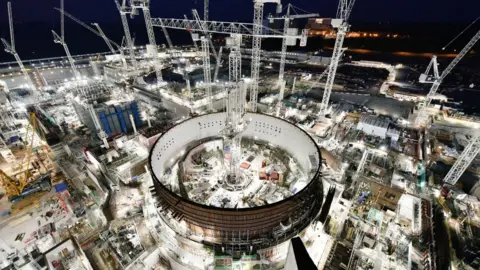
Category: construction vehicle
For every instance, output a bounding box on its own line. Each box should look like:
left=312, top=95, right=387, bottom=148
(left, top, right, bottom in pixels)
left=0, top=113, right=55, bottom=201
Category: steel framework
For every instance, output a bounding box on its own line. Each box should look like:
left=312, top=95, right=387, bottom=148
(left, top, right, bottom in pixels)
left=201, top=37, right=213, bottom=111
left=319, top=0, right=356, bottom=116
left=115, top=0, right=137, bottom=68
left=131, top=0, right=163, bottom=83
left=1, top=2, right=36, bottom=91
left=228, top=34, right=242, bottom=83
left=151, top=17, right=304, bottom=39
left=414, top=29, right=480, bottom=126
left=444, top=135, right=480, bottom=185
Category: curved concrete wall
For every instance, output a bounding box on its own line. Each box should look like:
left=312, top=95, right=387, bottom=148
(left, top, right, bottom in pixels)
left=149, top=113, right=323, bottom=249
left=150, top=112, right=320, bottom=179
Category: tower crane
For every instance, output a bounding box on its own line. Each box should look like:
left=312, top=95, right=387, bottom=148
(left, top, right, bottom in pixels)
left=1, top=2, right=37, bottom=91
left=130, top=0, right=163, bottom=84
left=319, top=0, right=356, bottom=116
left=414, top=29, right=480, bottom=127
left=250, top=0, right=282, bottom=112
left=114, top=0, right=138, bottom=68
left=228, top=34, right=242, bottom=84
left=201, top=36, right=213, bottom=111
left=268, top=4, right=318, bottom=99
left=53, top=0, right=81, bottom=80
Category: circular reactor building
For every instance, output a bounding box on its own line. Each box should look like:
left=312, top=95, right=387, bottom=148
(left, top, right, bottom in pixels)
left=149, top=112, right=323, bottom=254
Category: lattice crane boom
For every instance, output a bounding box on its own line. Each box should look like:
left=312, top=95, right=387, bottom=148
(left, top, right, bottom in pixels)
left=54, top=8, right=121, bottom=49
left=319, top=0, right=356, bottom=116
left=52, top=30, right=81, bottom=79
left=151, top=17, right=305, bottom=39
left=443, top=134, right=480, bottom=185
left=415, top=28, right=480, bottom=126
left=92, top=24, right=116, bottom=54
left=250, top=0, right=281, bottom=112
left=8, top=1, right=14, bottom=51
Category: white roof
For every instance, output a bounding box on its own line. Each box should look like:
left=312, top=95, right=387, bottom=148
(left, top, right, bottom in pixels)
left=359, top=114, right=390, bottom=129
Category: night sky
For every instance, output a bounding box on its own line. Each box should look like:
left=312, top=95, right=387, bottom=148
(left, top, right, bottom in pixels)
left=0, top=0, right=479, bottom=24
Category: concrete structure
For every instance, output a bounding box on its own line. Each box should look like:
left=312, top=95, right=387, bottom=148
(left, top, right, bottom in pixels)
left=149, top=112, right=323, bottom=253
left=356, top=114, right=390, bottom=138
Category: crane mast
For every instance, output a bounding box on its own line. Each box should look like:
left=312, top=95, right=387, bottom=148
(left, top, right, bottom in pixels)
left=319, top=0, right=355, bottom=116
left=414, top=28, right=480, bottom=126
left=131, top=0, right=163, bottom=83
left=204, top=0, right=209, bottom=21
left=201, top=36, right=213, bottom=111
left=278, top=5, right=291, bottom=84
left=1, top=2, right=36, bottom=91
left=115, top=0, right=137, bottom=68
left=53, top=0, right=81, bottom=80
left=228, top=34, right=242, bottom=84
left=250, top=0, right=281, bottom=112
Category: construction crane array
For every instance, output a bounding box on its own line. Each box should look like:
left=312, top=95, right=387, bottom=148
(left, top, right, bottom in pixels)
left=414, top=28, right=480, bottom=126
left=115, top=0, right=138, bottom=68
left=130, top=0, right=163, bottom=84
left=52, top=0, right=81, bottom=80
left=319, top=0, right=356, bottom=116
left=250, top=0, right=282, bottom=112
left=1, top=2, right=37, bottom=91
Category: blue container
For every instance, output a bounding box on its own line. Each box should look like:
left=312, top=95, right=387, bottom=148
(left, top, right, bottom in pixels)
left=54, top=182, right=68, bottom=193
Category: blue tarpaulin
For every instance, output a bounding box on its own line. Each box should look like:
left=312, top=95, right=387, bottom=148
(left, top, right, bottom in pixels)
left=54, top=182, right=68, bottom=193
left=9, top=136, right=20, bottom=143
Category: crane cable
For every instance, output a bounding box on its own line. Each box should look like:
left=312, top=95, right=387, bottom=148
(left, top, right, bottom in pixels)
left=442, top=15, right=480, bottom=51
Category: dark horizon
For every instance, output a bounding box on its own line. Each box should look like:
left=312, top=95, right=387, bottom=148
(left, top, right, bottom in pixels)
left=0, top=0, right=479, bottom=24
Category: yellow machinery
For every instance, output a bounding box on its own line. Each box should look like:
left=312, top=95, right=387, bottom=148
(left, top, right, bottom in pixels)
left=0, top=112, right=53, bottom=197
